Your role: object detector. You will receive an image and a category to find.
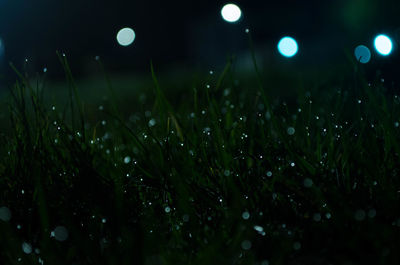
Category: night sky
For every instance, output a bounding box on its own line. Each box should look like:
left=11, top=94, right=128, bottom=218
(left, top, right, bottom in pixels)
left=0, top=0, right=400, bottom=81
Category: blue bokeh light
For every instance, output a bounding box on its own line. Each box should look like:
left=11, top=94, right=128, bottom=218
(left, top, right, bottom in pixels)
left=374, top=34, right=393, bottom=56
left=354, top=45, right=371, bottom=63
left=277, top=37, right=298, bottom=57
left=0, top=38, right=4, bottom=56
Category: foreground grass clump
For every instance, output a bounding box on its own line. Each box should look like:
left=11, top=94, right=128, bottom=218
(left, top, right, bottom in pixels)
left=0, top=56, right=400, bottom=265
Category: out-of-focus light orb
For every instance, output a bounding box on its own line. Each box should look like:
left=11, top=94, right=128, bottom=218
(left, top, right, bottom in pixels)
left=278, top=37, right=298, bottom=57
left=221, top=3, right=242, bottom=23
left=0, top=38, right=4, bottom=56
left=374, top=34, right=393, bottom=56
left=354, top=45, right=371, bottom=63
left=117, top=28, right=136, bottom=46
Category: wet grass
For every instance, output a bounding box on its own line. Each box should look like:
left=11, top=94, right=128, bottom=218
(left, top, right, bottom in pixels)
left=0, top=51, right=400, bottom=265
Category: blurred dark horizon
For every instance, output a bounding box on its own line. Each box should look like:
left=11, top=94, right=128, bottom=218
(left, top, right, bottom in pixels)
left=1, top=0, right=400, bottom=85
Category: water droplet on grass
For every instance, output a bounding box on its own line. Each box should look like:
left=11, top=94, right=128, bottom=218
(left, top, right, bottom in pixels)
left=354, top=209, right=366, bottom=221
left=22, top=242, right=32, bottom=254
left=313, top=213, right=321, bottom=222
left=52, top=226, right=68, bottom=241
left=148, top=119, right=156, bottom=127
left=253, top=225, right=264, bottom=232
left=293, top=241, right=301, bottom=250
left=323, top=213, right=331, bottom=220
left=303, top=178, right=313, bottom=188
left=242, top=211, right=250, bottom=220
left=165, top=206, right=171, bottom=213
left=368, top=208, right=376, bottom=218
left=124, top=156, right=131, bottom=164
left=287, top=127, right=295, bottom=135
left=0, top=206, right=11, bottom=221
left=241, top=240, right=252, bottom=250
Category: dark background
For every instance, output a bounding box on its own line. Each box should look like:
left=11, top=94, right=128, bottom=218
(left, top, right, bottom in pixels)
left=0, top=0, right=399, bottom=82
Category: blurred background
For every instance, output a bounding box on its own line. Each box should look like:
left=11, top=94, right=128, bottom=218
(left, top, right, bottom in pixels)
left=0, top=0, right=400, bottom=85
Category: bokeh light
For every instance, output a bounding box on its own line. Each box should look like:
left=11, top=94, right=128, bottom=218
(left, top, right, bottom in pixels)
left=221, top=3, right=242, bottom=23
left=117, top=28, right=136, bottom=46
left=354, top=45, right=371, bottom=63
left=277, top=37, right=298, bottom=57
left=374, top=34, right=393, bottom=56
left=0, top=38, right=4, bottom=56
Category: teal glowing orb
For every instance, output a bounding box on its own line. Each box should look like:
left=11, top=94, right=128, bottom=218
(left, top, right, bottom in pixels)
left=354, top=45, right=371, bottom=63
left=221, top=3, right=242, bottom=23
left=117, top=28, right=136, bottom=47
left=374, top=34, right=392, bottom=56
left=278, top=37, right=298, bottom=57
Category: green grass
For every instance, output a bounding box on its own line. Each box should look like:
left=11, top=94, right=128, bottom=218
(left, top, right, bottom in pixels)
left=0, top=50, right=400, bottom=265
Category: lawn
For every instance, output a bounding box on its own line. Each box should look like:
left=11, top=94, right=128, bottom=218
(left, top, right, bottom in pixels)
left=0, top=51, right=400, bottom=265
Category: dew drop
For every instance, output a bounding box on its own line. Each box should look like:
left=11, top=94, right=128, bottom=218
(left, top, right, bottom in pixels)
left=124, top=156, right=131, bottom=164
left=303, top=178, right=313, bottom=188
left=52, top=226, right=69, bottom=241
left=22, top=242, right=32, bottom=254
left=293, top=241, right=301, bottom=250
left=287, top=127, right=295, bottom=135
left=242, top=211, right=250, bottom=220
left=0, top=206, right=11, bottom=221
left=241, top=240, right=252, bottom=250
left=354, top=209, right=366, bottom=221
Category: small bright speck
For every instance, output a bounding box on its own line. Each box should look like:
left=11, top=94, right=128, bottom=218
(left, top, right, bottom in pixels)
left=124, top=156, right=131, bottom=164
left=278, top=37, right=298, bottom=57
left=22, top=242, right=32, bottom=254
left=287, top=127, right=295, bottom=135
left=354, top=45, right=371, bottom=63
left=0, top=206, right=11, bottom=221
left=117, top=28, right=136, bottom=46
left=53, top=226, right=68, bottom=241
left=374, top=34, right=393, bottom=56
left=221, top=3, right=242, bottom=23
left=242, top=211, right=250, bottom=220
left=241, top=240, right=252, bottom=250
left=102, top=218, right=107, bottom=223
left=165, top=206, right=171, bottom=213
